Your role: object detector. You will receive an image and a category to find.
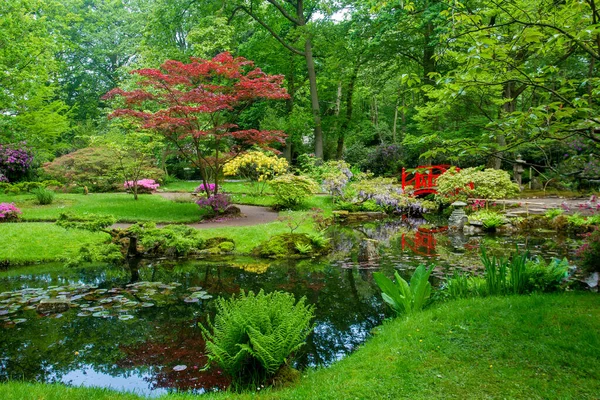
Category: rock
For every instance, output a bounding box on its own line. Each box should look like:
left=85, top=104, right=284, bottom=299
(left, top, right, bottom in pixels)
left=36, top=299, right=71, bottom=314
left=222, top=205, right=241, bottom=216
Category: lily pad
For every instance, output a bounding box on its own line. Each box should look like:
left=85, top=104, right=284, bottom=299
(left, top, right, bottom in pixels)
left=183, top=297, right=199, bottom=303
left=92, top=311, right=110, bottom=318
left=118, top=314, right=134, bottom=321
left=141, top=302, right=155, bottom=308
left=77, top=312, right=91, bottom=317
left=172, top=365, right=187, bottom=372
left=13, top=318, right=27, bottom=324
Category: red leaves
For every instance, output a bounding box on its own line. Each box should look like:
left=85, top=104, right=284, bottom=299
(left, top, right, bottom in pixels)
left=105, top=52, right=289, bottom=180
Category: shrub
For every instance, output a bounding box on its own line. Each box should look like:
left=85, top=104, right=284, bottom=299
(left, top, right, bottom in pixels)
left=321, top=160, right=353, bottom=198
left=349, top=177, right=436, bottom=216
left=526, top=257, right=570, bottom=292
left=194, top=183, right=218, bottom=196
left=223, top=151, right=289, bottom=195
left=469, top=210, right=506, bottom=231
left=373, top=265, right=434, bottom=315
left=0, top=142, right=34, bottom=182
left=436, top=167, right=519, bottom=201
left=123, top=179, right=160, bottom=194
left=196, top=193, right=231, bottom=214
left=576, top=228, right=600, bottom=272
left=32, top=187, right=55, bottom=205
left=127, top=223, right=205, bottom=257
left=43, top=147, right=164, bottom=192
left=270, top=174, right=318, bottom=209
left=201, top=290, right=314, bottom=386
left=545, top=208, right=564, bottom=219
left=0, top=202, right=21, bottom=222
left=361, top=144, right=402, bottom=176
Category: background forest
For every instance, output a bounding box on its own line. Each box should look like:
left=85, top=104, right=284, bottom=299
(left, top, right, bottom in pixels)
left=3, top=0, right=600, bottom=189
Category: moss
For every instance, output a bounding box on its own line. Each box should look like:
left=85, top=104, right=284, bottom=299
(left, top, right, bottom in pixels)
left=219, top=241, right=235, bottom=252
left=253, top=233, right=329, bottom=259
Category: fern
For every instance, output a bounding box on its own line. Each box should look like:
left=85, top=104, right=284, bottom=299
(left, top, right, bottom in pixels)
left=200, top=290, right=314, bottom=386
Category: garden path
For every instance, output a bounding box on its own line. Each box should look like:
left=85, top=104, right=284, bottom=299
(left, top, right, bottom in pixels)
left=112, top=192, right=279, bottom=230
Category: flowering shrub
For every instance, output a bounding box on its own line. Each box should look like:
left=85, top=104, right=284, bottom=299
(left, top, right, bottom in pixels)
left=437, top=167, right=519, bottom=201
left=349, top=177, right=436, bottom=216
left=196, top=193, right=231, bottom=214
left=124, top=179, right=160, bottom=194
left=0, top=142, right=34, bottom=182
left=194, top=183, right=218, bottom=196
left=321, top=160, right=353, bottom=197
left=575, top=228, right=600, bottom=272
left=223, top=151, right=288, bottom=195
left=270, top=174, right=318, bottom=209
left=0, top=203, right=22, bottom=222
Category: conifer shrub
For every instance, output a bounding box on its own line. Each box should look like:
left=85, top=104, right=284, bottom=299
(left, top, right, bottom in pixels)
left=201, top=290, right=314, bottom=387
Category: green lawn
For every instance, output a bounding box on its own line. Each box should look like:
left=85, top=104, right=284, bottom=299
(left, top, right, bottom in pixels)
left=0, top=293, right=598, bottom=399
left=0, top=193, right=205, bottom=223
left=0, top=223, right=109, bottom=265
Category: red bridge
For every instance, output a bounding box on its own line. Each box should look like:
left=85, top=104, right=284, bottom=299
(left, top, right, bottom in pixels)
left=401, top=164, right=456, bottom=196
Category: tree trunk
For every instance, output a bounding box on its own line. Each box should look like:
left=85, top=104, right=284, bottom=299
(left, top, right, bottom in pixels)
left=489, top=82, right=516, bottom=169
left=305, top=37, right=323, bottom=159
left=337, top=63, right=360, bottom=159
left=283, top=54, right=296, bottom=162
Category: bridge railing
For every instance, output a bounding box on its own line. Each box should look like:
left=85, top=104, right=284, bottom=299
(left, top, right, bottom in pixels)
left=402, top=164, right=455, bottom=195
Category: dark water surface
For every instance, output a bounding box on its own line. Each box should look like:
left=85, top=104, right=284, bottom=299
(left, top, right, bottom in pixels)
left=0, top=220, right=579, bottom=396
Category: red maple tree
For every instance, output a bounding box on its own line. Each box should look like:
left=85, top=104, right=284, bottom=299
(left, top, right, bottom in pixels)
left=103, top=52, right=289, bottom=196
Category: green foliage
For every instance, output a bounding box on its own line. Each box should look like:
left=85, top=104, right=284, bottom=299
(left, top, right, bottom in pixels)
left=32, top=187, right=55, bottom=205
left=545, top=208, right=564, bottom=219
left=42, top=147, right=164, bottom=193
left=56, top=213, right=116, bottom=232
left=567, top=213, right=587, bottom=227
left=437, top=167, right=519, bottom=201
left=0, top=180, right=61, bottom=195
left=253, top=233, right=327, bottom=259
left=200, top=290, right=314, bottom=385
left=373, top=265, right=434, bottom=316
left=127, top=223, right=205, bottom=257
left=526, top=258, right=570, bottom=292
left=270, top=174, right=318, bottom=209
left=469, top=210, right=507, bottom=231
left=481, top=246, right=530, bottom=295
left=444, top=272, right=488, bottom=300
left=576, top=228, right=600, bottom=273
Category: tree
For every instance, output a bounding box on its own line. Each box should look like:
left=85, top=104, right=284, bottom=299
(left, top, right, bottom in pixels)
left=103, top=52, right=289, bottom=196
left=229, top=0, right=326, bottom=159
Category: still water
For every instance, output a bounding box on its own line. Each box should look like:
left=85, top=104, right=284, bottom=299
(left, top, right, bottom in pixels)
left=0, top=220, right=578, bottom=396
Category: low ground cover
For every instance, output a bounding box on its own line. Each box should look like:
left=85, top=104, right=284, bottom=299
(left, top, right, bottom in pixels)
left=0, top=193, right=206, bottom=223
left=0, top=223, right=109, bottom=265
left=1, top=293, right=597, bottom=399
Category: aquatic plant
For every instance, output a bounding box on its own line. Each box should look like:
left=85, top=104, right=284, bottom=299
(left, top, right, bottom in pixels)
left=481, top=246, right=529, bottom=295
left=201, top=290, right=314, bottom=386
left=373, top=264, right=434, bottom=315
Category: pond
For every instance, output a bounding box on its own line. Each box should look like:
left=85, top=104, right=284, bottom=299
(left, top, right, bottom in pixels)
left=0, top=219, right=580, bottom=396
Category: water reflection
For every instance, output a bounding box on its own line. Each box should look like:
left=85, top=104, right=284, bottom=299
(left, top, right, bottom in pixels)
left=0, top=220, right=581, bottom=395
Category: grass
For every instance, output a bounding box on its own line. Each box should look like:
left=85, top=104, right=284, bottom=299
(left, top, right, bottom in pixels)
left=0, top=193, right=206, bottom=223
left=0, top=223, right=109, bottom=265
left=0, top=293, right=598, bottom=399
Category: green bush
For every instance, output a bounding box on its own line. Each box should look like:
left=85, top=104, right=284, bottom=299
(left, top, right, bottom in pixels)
left=544, top=208, right=564, bottom=219
left=270, top=174, right=318, bottom=209
left=201, top=290, right=314, bottom=386
left=32, top=187, right=55, bottom=205
left=437, top=167, right=519, bottom=201
left=469, top=210, right=507, bottom=231
left=373, top=265, right=434, bottom=315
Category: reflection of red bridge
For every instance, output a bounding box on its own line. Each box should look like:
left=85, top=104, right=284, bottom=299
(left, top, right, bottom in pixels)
left=401, top=226, right=448, bottom=257
left=401, top=164, right=456, bottom=196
